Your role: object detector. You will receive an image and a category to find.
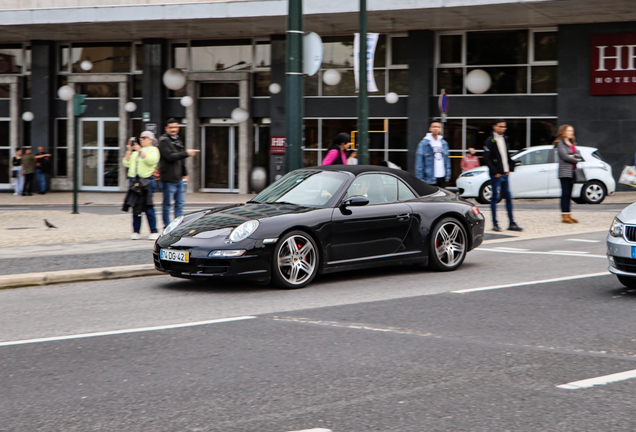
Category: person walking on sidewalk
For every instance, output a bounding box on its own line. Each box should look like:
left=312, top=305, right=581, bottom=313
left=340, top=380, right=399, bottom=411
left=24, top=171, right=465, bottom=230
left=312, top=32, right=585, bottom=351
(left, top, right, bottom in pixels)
left=321, top=133, right=351, bottom=166
left=11, top=149, right=23, bottom=195
left=415, top=120, right=451, bottom=187
left=35, top=146, right=52, bottom=194
left=123, top=131, right=161, bottom=240
left=158, top=118, right=199, bottom=228
left=554, top=124, right=584, bottom=224
left=483, top=119, right=522, bottom=232
left=21, top=148, right=36, bottom=196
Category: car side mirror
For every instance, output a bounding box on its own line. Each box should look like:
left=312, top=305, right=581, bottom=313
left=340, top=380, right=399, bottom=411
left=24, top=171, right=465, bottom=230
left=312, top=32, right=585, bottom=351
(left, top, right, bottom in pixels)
left=340, top=196, right=369, bottom=208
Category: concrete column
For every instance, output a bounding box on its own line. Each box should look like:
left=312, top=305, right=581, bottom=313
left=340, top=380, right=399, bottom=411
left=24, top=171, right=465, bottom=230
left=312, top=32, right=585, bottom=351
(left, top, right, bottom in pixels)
left=142, top=39, right=167, bottom=130
left=238, top=79, right=252, bottom=194
left=30, top=41, right=55, bottom=152
left=118, top=80, right=129, bottom=191
left=269, top=35, right=286, bottom=184
left=9, top=78, right=19, bottom=154
left=67, top=82, right=76, bottom=191
left=185, top=79, right=199, bottom=192
left=407, top=30, right=434, bottom=174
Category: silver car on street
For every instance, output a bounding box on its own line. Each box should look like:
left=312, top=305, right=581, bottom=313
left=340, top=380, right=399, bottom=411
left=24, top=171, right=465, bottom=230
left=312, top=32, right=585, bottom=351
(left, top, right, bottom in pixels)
left=607, top=204, right=636, bottom=287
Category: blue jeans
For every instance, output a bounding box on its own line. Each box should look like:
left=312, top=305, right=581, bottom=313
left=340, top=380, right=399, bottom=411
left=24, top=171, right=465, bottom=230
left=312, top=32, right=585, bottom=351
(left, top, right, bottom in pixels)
left=36, top=169, right=47, bottom=193
left=129, top=178, right=157, bottom=234
left=162, top=180, right=184, bottom=228
left=490, top=174, right=515, bottom=227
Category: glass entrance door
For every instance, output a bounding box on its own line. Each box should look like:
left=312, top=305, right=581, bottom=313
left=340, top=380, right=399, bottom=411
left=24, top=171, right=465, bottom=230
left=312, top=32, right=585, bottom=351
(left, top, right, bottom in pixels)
left=201, top=125, right=238, bottom=192
left=80, top=118, right=119, bottom=191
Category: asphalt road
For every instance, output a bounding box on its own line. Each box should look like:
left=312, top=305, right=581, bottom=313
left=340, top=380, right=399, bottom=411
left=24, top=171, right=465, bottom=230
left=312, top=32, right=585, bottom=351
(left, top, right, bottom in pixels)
left=3, top=231, right=636, bottom=431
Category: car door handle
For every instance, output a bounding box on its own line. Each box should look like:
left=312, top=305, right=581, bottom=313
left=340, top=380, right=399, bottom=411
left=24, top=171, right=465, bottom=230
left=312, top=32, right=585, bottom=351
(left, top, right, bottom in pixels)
left=538, top=169, right=548, bottom=172
left=397, top=213, right=410, bottom=221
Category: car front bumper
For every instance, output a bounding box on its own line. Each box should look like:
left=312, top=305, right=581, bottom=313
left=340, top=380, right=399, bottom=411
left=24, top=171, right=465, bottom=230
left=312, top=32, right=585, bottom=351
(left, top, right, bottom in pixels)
left=456, top=174, right=487, bottom=198
left=606, top=233, right=636, bottom=276
left=154, top=237, right=274, bottom=282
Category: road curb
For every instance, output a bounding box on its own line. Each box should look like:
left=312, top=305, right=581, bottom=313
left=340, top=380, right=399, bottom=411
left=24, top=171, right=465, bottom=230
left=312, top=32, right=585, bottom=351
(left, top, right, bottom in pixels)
left=0, top=264, right=162, bottom=289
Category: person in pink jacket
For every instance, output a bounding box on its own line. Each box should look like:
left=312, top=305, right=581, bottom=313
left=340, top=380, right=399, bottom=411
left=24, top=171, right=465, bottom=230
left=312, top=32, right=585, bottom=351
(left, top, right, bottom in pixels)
left=461, top=147, right=480, bottom=172
left=321, top=133, right=351, bottom=166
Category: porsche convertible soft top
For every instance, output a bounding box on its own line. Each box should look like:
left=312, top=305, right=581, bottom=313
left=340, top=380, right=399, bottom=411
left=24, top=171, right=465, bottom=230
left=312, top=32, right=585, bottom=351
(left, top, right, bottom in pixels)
left=305, top=165, right=439, bottom=197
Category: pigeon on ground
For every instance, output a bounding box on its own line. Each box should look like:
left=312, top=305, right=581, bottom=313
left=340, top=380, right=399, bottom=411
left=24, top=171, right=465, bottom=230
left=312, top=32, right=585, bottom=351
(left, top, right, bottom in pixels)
left=44, top=219, right=57, bottom=229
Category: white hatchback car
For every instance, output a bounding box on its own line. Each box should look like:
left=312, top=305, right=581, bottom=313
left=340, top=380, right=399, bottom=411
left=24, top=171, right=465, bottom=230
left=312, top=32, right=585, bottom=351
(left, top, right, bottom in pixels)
left=456, top=145, right=615, bottom=204
left=607, top=204, right=636, bottom=288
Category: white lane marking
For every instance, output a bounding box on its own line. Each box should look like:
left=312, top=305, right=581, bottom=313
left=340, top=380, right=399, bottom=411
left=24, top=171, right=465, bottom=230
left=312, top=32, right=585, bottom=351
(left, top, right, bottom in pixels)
left=0, top=316, right=256, bottom=348
left=476, top=248, right=606, bottom=259
left=452, top=272, right=610, bottom=294
left=492, top=247, right=530, bottom=251
left=549, top=250, right=590, bottom=254
left=557, top=369, right=636, bottom=390
left=567, top=239, right=600, bottom=243
left=287, top=429, right=333, bottom=432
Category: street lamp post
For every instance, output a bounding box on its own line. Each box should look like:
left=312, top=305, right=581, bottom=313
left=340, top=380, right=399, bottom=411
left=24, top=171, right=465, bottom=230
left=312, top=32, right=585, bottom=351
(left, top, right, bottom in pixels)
left=357, top=0, right=369, bottom=165
left=71, top=94, right=88, bottom=214
left=285, top=0, right=304, bottom=172
left=59, top=85, right=87, bottom=214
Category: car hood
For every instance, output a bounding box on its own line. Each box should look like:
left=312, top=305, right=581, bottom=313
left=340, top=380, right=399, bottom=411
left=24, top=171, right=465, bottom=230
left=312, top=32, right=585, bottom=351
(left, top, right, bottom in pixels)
left=170, top=203, right=314, bottom=238
left=617, top=203, right=636, bottom=223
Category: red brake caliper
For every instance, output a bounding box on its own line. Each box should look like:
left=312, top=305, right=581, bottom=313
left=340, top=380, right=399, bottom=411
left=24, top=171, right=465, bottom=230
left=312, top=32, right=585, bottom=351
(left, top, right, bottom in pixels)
left=297, top=243, right=308, bottom=261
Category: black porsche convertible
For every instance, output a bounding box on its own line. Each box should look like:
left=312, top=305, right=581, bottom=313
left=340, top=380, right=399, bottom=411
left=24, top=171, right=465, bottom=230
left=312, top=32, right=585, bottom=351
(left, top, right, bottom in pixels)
left=154, top=165, right=485, bottom=289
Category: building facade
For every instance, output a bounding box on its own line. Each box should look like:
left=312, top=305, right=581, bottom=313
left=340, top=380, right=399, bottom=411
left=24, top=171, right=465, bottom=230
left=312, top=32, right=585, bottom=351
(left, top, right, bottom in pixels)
left=0, top=0, right=635, bottom=193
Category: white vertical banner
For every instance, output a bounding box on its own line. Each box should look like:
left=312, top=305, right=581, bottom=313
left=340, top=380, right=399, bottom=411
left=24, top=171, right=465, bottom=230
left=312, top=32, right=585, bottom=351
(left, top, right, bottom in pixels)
left=353, top=32, right=380, bottom=93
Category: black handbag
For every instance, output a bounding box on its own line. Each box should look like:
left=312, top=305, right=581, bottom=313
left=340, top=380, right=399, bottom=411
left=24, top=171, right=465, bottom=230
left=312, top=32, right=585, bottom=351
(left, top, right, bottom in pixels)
left=573, top=168, right=587, bottom=184
left=129, top=176, right=151, bottom=194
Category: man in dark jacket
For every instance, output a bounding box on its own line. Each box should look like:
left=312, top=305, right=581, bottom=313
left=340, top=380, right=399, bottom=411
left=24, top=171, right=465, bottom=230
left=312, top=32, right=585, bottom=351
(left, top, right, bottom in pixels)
left=158, top=119, right=199, bottom=227
left=482, top=119, right=522, bottom=232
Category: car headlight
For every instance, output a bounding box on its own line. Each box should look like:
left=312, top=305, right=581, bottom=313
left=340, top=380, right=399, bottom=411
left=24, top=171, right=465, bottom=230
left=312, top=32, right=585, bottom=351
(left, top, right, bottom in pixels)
left=228, top=220, right=259, bottom=243
left=460, top=171, right=484, bottom=178
left=162, top=215, right=184, bottom=236
left=610, top=217, right=624, bottom=237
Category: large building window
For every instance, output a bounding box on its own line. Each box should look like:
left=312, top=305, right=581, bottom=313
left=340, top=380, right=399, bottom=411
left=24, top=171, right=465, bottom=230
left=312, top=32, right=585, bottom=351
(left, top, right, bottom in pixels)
left=305, top=34, right=408, bottom=97
left=435, top=28, right=557, bottom=95
left=302, top=118, right=408, bottom=168
left=59, top=42, right=133, bottom=74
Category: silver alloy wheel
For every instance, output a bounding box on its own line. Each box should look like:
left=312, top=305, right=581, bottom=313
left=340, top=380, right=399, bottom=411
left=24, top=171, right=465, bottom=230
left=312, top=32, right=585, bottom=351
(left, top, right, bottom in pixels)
left=483, top=184, right=493, bottom=202
left=434, top=221, right=466, bottom=267
left=277, top=235, right=317, bottom=286
left=584, top=183, right=604, bottom=203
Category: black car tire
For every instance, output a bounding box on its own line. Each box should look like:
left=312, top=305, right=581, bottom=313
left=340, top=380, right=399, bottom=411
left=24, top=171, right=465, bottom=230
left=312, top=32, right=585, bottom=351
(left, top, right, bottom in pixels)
left=272, top=230, right=319, bottom=289
left=581, top=181, right=606, bottom=204
left=477, top=181, right=502, bottom=205
left=617, top=275, right=636, bottom=288
left=428, top=217, right=468, bottom=272
left=572, top=197, right=586, bottom=204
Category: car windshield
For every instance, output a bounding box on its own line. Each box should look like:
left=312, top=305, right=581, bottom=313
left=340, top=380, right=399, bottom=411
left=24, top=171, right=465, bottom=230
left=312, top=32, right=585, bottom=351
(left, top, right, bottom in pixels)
left=249, top=170, right=349, bottom=206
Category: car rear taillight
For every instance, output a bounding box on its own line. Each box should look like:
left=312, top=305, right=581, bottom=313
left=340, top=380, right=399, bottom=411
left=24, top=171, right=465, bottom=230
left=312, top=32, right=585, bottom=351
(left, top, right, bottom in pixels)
left=471, top=205, right=481, bottom=215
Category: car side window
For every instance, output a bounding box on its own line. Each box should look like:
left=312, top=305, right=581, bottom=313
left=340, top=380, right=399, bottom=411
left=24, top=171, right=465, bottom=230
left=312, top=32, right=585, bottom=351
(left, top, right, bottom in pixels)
left=347, top=174, right=397, bottom=205
left=397, top=179, right=417, bottom=201
left=517, top=149, right=549, bottom=166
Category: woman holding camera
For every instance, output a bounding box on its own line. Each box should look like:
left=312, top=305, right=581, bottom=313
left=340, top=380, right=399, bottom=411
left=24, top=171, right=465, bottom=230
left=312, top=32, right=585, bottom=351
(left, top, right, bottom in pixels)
left=123, top=131, right=160, bottom=240
left=554, top=124, right=584, bottom=224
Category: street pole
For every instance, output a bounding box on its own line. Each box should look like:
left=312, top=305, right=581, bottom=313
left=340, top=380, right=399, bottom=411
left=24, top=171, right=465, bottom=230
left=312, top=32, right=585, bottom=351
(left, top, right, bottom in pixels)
left=285, top=0, right=304, bottom=172
left=72, top=94, right=87, bottom=214
left=357, top=0, right=369, bottom=165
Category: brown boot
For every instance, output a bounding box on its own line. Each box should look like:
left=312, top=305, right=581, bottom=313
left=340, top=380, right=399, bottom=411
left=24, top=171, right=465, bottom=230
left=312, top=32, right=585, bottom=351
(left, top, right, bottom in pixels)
left=569, top=214, right=579, bottom=223
left=562, top=213, right=574, bottom=223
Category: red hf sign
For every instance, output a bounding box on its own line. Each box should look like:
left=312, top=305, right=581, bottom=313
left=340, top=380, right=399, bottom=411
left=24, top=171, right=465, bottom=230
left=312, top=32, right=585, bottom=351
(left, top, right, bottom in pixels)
left=590, top=33, right=636, bottom=95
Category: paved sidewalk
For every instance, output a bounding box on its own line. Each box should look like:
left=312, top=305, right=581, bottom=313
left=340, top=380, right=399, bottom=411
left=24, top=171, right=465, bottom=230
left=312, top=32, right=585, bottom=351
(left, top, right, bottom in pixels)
left=0, top=190, right=633, bottom=289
